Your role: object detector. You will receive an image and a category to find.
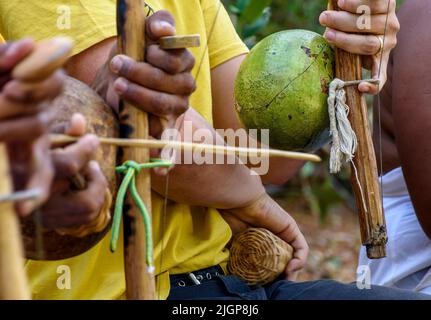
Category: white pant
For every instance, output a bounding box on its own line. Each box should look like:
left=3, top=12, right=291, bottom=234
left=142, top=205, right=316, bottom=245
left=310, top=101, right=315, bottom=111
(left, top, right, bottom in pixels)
left=358, top=167, right=431, bottom=294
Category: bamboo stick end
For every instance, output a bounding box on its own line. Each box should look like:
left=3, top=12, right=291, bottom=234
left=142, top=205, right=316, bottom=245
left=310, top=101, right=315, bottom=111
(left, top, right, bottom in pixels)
left=366, top=245, right=386, bottom=259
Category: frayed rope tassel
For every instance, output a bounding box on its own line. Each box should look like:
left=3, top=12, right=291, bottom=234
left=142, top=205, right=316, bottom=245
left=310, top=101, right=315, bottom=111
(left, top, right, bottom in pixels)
left=327, top=78, right=380, bottom=213
left=328, top=78, right=358, bottom=174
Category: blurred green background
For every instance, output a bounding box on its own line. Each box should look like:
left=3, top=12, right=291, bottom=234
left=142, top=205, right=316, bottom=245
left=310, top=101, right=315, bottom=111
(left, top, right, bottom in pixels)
left=223, top=0, right=327, bottom=47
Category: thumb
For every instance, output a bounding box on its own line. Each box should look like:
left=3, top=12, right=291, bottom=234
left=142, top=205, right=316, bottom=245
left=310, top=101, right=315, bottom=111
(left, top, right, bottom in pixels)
left=146, top=10, right=176, bottom=41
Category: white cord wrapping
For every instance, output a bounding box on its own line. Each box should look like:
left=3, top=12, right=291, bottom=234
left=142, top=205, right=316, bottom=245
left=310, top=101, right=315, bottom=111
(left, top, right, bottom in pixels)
left=328, top=78, right=358, bottom=174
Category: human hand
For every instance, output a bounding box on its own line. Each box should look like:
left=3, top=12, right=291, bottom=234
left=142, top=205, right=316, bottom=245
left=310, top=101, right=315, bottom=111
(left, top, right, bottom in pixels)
left=319, top=0, right=399, bottom=94
left=40, top=114, right=108, bottom=229
left=221, top=193, right=309, bottom=280
left=93, top=10, right=196, bottom=139
left=0, top=38, right=65, bottom=139
left=0, top=38, right=66, bottom=215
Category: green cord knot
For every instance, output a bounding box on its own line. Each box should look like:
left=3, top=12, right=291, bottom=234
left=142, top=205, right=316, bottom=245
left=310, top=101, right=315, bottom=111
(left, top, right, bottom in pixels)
left=119, top=160, right=143, bottom=174
left=110, top=158, right=173, bottom=274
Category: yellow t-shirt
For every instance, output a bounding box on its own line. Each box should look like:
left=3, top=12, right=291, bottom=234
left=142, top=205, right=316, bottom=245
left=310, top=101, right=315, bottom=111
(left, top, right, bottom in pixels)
left=0, top=0, right=248, bottom=299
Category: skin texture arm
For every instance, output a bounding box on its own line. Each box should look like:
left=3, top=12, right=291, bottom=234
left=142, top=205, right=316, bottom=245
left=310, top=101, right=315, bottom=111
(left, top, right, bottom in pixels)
left=151, top=107, right=266, bottom=209
left=388, top=0, right=431, bottom=239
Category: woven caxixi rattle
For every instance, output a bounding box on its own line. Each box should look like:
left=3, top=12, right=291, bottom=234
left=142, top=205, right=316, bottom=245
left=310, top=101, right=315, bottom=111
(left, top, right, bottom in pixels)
left=228, top=228, right=293, bottom=285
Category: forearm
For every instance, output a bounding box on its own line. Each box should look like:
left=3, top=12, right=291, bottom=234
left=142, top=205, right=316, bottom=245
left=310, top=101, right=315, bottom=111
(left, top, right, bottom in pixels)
left=151, top=107, right=265, bottom=209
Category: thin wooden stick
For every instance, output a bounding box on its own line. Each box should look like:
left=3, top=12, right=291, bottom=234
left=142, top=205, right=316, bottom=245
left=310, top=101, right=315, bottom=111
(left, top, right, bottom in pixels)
left=49, top=134, right=322, bottom=163
left=117, top=0, right=154, bottom=300
left=328, top=1, right=387, bottom=259
left=0, top=144, right=30, bottom=299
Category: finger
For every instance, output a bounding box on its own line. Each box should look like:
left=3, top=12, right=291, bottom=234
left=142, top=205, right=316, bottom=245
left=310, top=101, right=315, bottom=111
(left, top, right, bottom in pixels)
left=110, top=55, right=196, bottom=94
left=337, top=0, right=396, bottom=15
left=0, top=95, right=45, bottom=119
left=50, top=113, right=87, bottom=136
left=148, top=115, right=165, bottom=140
left=53, top=161, right=107, bottom=227
left=359, top=53, right=389, bottom=95
left=2, top=70, right=65, bottom=103
left=0, top=38, right=35, bottom=73
left=358, top=81, right=379, bottom=95
left=146, top=10, right=176, bottom=41
left=40, top=194, right=88, bottom=229
left=113, top=77, right=189, bottom=117
left=51, top=134, right=99, bottom=179
left=40, top=161, right=107, bottom=229
left=146, top=45, right=195, bottom=74
left=82, top=160, right=108, bottom=197
left=324, top=28, right=382, bottom=55
left=0, top=110, right=53, bottom=141
left=65, top=113, right=87, bottom=136
left=41, top=191, right=102, bottom=229
left=320, top=10, right=389, bottom=34
left=286, top=233, right=309, bottom=276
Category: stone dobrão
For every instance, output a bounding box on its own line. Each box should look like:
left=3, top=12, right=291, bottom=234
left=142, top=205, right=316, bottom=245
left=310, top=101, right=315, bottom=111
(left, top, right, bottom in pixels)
left=21, top=77, right=119, bottom=261
left=235, top=30, right=335, bottom=152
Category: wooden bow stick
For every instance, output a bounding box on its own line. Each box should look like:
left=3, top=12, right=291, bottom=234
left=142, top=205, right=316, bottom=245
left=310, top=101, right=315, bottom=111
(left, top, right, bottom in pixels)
left=50, top=134, right=322, bottom=163
left=328, top=0, right=387, bottom=258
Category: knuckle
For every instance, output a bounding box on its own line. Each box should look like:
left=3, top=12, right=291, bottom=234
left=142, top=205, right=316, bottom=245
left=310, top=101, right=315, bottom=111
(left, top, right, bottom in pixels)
left=186, top=51, right=196, bottom=69
left=151, top=67, right=165, bottom=85
left=182, top=74, right=196, bottom=93
left=63, top=160, right=79, bottom=177
left=146, top=45, right=158, bottom=62
left=174, top=73, right=196, bottom=95
left=166, top=55, right=182, bottom=73
left=150, top=93, right=170, bottom=115
left=80, top=197, right=100, bottom=217
left=86, top=209, right=101, bottom=224
left=387, top=36, right=397, bottom=50
left=363, top=37, right=379, bottom=55
left=177, top=99, right=189, bottom=114
left=389, top=17, right=401, bottom=32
